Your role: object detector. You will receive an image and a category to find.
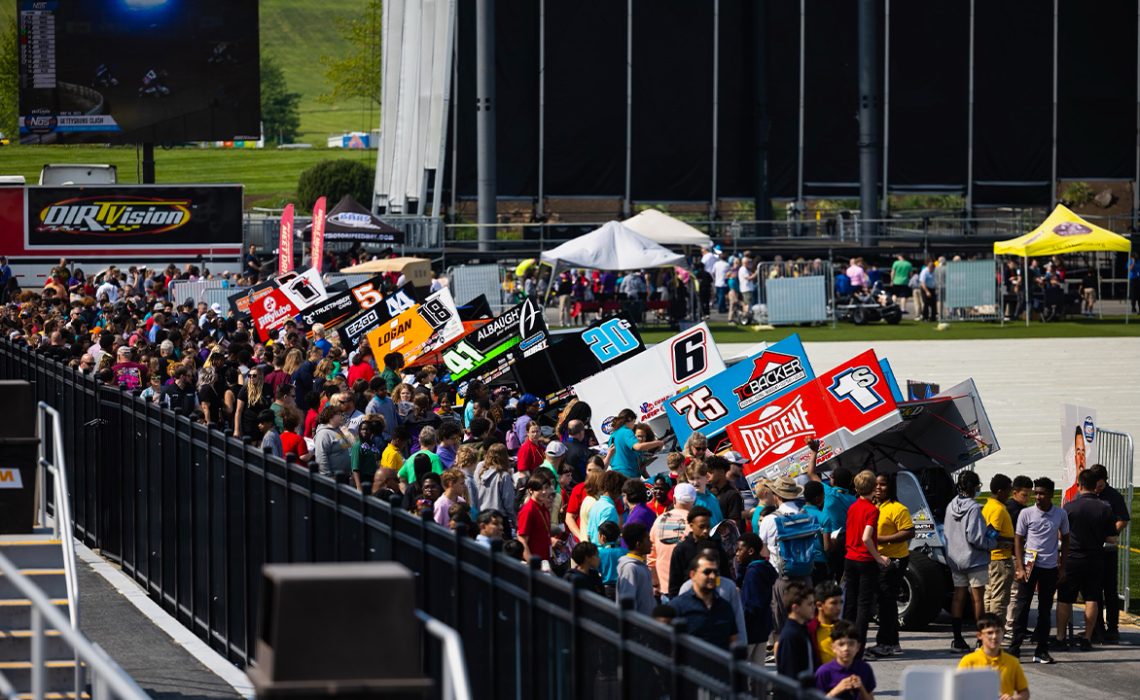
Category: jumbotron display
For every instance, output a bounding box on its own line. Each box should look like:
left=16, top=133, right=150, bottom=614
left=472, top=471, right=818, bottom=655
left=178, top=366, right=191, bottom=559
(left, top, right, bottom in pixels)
left=17, top=0, right=259, bottom=144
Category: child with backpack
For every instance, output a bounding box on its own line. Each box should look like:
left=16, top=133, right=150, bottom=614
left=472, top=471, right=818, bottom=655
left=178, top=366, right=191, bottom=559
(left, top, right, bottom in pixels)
left=756, top=476, right=820, bottom=637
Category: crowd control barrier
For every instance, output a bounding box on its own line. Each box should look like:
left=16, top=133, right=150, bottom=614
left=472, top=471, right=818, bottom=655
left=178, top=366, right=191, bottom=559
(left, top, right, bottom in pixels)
left=0, top=340, right=825, bottom=700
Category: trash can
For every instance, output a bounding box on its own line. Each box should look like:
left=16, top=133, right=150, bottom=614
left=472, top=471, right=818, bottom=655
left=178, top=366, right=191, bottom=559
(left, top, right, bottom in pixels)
left=0, top=381, right=39, bottom=535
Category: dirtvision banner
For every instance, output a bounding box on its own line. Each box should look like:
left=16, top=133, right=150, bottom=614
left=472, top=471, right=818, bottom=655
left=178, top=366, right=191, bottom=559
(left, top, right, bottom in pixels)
left=335, top=284, right=426, bottom=348
left=727, top=349, right=902, bottom=486
left=665, top=334, right=814, bottom=446
left=441, top=297, right=549, bottom=382
left=27, top=185, right=243, bottom=248
left=1061, top=403, right=1098, bottom=504
left=512, top=313, right=646, bottom=405
left=365, top=288, right=463, bottom=365
left=574, top=322, right=725, bottom=438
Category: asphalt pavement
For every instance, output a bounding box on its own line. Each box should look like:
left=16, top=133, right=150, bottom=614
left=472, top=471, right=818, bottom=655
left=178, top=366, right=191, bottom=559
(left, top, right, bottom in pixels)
left=814, top=609, right=1140, bottom=699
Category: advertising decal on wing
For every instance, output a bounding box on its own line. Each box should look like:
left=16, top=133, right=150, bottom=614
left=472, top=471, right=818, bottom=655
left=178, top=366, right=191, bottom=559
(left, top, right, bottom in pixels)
left=665, top=334, right=814, bottom=445
left=573, top=322, right=725, bottom=437
left=727, top=349, right=902, bottom=486
left=441, top=297, right=549, bottom=381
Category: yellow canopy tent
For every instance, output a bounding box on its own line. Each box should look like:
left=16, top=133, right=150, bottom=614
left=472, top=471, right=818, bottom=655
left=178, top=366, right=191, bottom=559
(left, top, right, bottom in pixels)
left=993, top=205, right=1132, bottom=324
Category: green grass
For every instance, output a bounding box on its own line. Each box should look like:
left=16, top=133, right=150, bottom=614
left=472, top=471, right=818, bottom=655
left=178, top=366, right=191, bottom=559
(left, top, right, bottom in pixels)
left=0, top=144, right=373, bottom=207
left=259, top=0, right=376, bottom=145
left=634, top=318, right=1140, bottom=345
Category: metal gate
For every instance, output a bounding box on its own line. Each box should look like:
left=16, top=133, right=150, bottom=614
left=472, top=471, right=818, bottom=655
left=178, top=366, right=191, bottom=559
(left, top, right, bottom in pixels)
left=448, top=264, right=505, bottom=312
left=1097, top=427, right=1134, bottom=612
left=756, top=260, right=834, bottom=326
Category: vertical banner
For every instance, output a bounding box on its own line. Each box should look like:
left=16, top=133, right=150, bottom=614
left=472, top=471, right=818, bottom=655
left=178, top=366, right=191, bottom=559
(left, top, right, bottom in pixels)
left=310, top=196, right=327, bottom=273
left=278, top=203, right=295, bottom=274
left=1061, top=404, right=1098, bottom=504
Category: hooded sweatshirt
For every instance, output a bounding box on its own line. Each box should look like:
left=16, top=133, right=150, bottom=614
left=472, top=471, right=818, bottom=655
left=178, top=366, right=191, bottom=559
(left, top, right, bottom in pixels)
left=944, top=494, right=996, bottom=573
left=476, top=466, right=517, bottom=522
left=616, top=553, right=656, bottom=615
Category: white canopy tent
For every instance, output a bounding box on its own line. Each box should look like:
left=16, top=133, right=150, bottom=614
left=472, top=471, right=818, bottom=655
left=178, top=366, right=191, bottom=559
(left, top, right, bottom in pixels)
left=540, top=220, right=685, bottom=270
left=621, top=209, right=712, bottom=247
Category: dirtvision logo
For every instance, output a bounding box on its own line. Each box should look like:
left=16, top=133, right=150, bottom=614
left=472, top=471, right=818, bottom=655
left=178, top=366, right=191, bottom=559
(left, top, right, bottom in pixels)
left=732, top=351, right=807, bottom=410
left=38, top=196, right=191, bottom=236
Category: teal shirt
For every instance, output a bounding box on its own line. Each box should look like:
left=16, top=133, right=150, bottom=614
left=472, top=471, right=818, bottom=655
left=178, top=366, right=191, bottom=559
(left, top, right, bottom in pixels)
left=586, top=495, right=621, bottom=544
left=694, top=490, right=724, bottom=528
left=608, top=426, right=640, bottom=479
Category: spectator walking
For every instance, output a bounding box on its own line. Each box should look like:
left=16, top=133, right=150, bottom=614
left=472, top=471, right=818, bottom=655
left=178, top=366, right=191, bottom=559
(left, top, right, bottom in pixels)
left=919, top=260, right=938, bottom=322
left=516, top=477, right=554, bottom=563
left=737, top=533, right=778, bottom=665
left=650, top=482, right=696, bottom=600
left=776, top=581, right=817, bottom=696
left=756, top=476, right=815, bottom=637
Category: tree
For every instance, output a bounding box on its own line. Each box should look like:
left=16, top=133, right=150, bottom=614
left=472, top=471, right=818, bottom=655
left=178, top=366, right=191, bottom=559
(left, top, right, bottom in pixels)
left=261, top=55, right=301, bottom=145
left=319, top=0, right=382, bottom=109
left=0, top=22, right=18, bottom=139
left=297, top=159, right=375, bottom=211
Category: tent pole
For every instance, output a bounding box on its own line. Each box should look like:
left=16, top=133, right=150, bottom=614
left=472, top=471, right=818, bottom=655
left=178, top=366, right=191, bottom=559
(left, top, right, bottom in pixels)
left=624, top=0, right=633, bottom=218
left=544, top=258, right=559, bottom=324
left=1024, top=255, right=1029, bottom=327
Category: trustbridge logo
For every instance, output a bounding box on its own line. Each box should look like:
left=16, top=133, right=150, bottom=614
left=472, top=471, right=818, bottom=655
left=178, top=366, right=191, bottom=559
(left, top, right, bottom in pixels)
left=735, top=396, right=816, bottom=463
left=37, top=196, right=191, bottom=235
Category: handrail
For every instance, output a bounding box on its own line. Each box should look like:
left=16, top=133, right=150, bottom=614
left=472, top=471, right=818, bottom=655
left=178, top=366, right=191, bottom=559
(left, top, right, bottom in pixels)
left=0, top=552, right=149, bottom=700
left=414, top=610, right=472, bottom=700
left=35, top=403, right=80, bottom=632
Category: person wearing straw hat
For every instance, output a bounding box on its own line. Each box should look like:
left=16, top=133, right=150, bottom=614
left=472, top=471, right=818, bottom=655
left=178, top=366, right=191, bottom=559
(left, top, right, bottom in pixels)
left=756, top=475, right=817, bottom=638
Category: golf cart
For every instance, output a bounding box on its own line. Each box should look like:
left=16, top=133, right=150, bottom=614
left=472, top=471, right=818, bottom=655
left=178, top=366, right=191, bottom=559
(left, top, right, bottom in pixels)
left=835, top=281, right=903, bottom=325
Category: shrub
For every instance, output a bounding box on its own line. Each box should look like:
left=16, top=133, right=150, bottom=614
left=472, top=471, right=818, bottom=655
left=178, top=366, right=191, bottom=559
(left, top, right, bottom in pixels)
left=296, top=159, right=375, bottom=210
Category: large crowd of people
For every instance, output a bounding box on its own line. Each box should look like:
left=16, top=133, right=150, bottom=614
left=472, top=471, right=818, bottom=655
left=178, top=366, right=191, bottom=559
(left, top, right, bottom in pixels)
left=0, top=253, right=1131, bottom=699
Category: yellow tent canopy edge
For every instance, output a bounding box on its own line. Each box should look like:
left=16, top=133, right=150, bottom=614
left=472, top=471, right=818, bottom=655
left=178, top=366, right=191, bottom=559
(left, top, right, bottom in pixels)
left=993, top=204, right=1132, bottom=257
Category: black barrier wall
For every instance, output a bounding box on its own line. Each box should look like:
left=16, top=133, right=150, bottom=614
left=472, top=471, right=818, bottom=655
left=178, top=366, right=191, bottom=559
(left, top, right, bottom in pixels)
left=0, top=341, right=824, bottom=700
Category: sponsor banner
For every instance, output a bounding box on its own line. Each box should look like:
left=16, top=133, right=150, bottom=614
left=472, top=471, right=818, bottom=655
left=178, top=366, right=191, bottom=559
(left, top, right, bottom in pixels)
left=574, top=322, right=726, bottom=437
left=27, top=185, right=244, bottom=248
left=1061, top=403, right=1098, bottom=504
left=729, top=349, right=902, bottom=486
left=335, top=284, right=423, bottom=348
left=278, top=204, right=295, bottom=274
left=302, top=275, right=404, bottom=333
left=412, top=319, right=493, bottom=368
left=665, top=334, right=814, bottom=445
left=512, top=314, right=646, bottom=405
left=365, top=288, right=463, bottom=365
left=250, top=289, right=299, bottom=342
left=441, top=297, right=549, bottom=382
left=311, top=196, right=327, bottom=273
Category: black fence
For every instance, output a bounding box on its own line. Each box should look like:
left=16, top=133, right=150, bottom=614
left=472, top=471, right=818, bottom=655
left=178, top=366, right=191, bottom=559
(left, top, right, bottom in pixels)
left=0, top=340, right=825, bottom=700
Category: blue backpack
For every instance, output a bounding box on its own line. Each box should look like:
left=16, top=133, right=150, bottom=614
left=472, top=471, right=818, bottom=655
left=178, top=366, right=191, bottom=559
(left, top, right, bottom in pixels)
left=774, top=511, right=819, bottom=578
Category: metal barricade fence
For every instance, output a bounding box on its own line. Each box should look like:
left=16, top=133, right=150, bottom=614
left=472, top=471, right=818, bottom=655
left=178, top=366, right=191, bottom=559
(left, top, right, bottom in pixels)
left=754, top=260, right=834, bottom=326
left=166, top=279, right=229, bottom=305
left=1097, top=428, right=1135, bottom=612
left=938, top=260, right=1003, bottom=323
left=448, top=264, right=505, bottom=312
left=0, top=340, right=826, bottom=700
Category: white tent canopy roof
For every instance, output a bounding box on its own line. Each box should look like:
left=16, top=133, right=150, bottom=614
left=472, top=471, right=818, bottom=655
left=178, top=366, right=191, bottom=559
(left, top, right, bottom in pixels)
left=540, top=221, right=685, bottom=271
left=622, top=208, right=712, bottom=247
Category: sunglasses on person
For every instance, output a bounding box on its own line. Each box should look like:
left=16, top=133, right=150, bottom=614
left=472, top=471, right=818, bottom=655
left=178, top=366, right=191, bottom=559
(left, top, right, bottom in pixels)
left=699, top=568, right=718, bottom=576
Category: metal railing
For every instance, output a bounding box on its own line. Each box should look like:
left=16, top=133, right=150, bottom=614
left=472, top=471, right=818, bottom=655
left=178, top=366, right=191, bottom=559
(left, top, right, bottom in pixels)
left=415, top=610, right=472, bottom=700
left=0, top=554, right=149, bottom=700
left=0, top=340, right=826, bottom=700
left=35, top=403, right=80, bottom=633
left=1098, top=428, right=1135, bottom=613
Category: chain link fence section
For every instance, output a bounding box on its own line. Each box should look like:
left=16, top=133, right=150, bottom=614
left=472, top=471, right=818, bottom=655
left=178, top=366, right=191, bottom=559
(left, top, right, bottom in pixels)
left=1097, top=427, right=1134, bottom=612
left=447, top=264, right=505, bottom=312
left=939, top=259, right=1002, bottom=323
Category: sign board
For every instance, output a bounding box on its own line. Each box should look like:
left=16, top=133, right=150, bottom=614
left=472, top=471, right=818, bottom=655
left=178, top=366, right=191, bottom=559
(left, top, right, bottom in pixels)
left=728, top=349, right=902, bottom=486
left=336, top=284, right=423, bottom=348
left=665, top=334, right=814, bottom=445
left=300, top=274, right=388, bottom=332
left=574, top=322, right=725, bottom=437
left=276, top=268, right=328, bottom=311
left=1061, top=403, right=1098, bottom=504
left=441, top=297, right=549, bottom=382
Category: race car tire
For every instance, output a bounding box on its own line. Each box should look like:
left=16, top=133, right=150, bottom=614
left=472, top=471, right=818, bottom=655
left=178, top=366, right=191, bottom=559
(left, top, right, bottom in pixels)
left=899, top=549, right=946, bottom=630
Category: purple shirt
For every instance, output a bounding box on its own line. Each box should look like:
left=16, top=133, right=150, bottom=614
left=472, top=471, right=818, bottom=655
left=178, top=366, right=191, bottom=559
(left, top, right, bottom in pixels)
left=814, top=659, right=876, bottom=700
left=625, top=502, right=658, bottom=531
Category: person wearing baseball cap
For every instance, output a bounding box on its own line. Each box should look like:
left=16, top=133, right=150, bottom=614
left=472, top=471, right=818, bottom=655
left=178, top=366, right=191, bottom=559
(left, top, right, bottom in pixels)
left=512, top=393, right=544, bottom=447
left=541, top=441, right=568, bottom=494
left=755, top=475, right=816, bottom=638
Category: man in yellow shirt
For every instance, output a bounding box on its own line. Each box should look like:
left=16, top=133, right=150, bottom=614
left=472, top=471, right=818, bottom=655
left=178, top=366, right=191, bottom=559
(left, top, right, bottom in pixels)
left=983, top=474, right=1017, bottom=630
left=868, top=473, right=915, bottom=657
left=959, top=613, right=1030, bottom=700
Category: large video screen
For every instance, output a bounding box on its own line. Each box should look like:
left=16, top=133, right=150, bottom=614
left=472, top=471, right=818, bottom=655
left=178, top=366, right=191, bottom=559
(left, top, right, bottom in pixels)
left=18, top=0, right=260, bottom=144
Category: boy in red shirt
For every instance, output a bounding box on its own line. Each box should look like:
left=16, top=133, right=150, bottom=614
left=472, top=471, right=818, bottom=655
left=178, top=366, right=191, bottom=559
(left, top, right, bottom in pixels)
left=843, top=470, right=889, bottom=646
left=516, top=477, right=554, bottom=563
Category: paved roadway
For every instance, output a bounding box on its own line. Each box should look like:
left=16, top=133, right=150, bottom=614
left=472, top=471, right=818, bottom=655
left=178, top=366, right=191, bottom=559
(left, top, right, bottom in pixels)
left=721, top=338, right=1140, bottom=486
left=817, top=610, right=1140, bottom=699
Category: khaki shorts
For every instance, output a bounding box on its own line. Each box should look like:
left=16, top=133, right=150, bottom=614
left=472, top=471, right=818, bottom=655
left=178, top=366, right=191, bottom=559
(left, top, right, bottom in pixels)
left=952, top=564, right=989, bottom=588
